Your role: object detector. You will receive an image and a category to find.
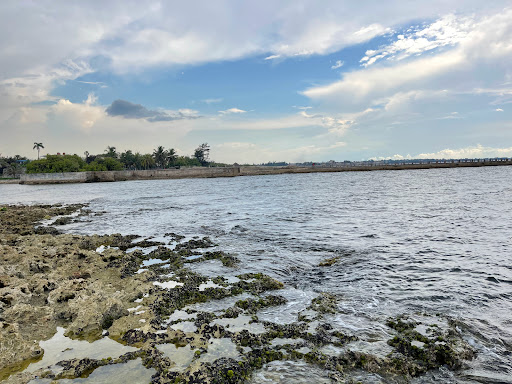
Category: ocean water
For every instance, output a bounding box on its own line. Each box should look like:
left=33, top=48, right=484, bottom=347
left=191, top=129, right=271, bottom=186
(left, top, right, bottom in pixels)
left=2, top=166, right=511, bottom=383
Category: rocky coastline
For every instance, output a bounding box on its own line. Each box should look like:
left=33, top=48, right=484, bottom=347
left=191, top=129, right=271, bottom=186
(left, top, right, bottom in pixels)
left=0, top=204, right=475, bottom=383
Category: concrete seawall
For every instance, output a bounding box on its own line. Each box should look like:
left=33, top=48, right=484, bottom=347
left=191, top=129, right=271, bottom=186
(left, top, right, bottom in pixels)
left=19, top=160, right=512, bottom=185
left=19, top=167, right=239, bottom=184
left=19, top=172, right=88, bottom=184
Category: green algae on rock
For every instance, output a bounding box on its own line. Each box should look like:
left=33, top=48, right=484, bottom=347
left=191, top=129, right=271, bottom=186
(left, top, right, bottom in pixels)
left=384, top=315, right=475, bottom=376
left=0, top=204, right=477, bottom=384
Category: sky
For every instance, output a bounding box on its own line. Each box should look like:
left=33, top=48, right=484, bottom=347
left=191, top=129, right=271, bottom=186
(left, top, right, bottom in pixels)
left=1, top=0, right=512, bottom=164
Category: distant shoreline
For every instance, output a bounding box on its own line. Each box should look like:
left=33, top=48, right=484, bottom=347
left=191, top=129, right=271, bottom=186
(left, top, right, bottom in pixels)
left=13, top=159, right=512, bottom=185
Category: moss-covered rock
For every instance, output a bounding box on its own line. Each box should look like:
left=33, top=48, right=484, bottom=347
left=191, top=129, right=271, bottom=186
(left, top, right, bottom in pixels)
left=384, top=315, right=475, bottom=375
left=318, top=256, right=340, bottom=267
left=234, top=295, right=287, bottom=314
left=308, top=292, right=338, bottom=314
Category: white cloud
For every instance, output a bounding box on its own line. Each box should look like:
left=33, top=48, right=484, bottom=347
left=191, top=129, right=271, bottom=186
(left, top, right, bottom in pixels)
left=1, top=0, right=503, bottom=79
left=219, top=108, right=247, bottom=115
left=213, top=114, right=320, bottom=130
left=49, top=94, right=104, bottom=131
left=300, top=107, right=375, bottom=136
left=360, top=14, right=474, bottom=67
left=495, top=108, right=504, bottom=112
left=202, top=98, right=223, bottom=104
left=0, top=1, right=507, bottom=115
left=303, top=50, right=465, bottom=104
left=331, top=60, right=344, bottom=69
left=354, top=24, right=390, bottom=38
left=0, top=60, right=93, bottom=109
left=414, top=145, right=512, bottom=159
left=436, top=111, right=462, bottom=120
left=303, top=9, right=512, bottom=112
left=372, top=145, right=512, bottom=160
left=378, top=144, right=512, bottom=160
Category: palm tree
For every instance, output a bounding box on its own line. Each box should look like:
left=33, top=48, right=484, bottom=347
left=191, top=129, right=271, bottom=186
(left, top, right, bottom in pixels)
left=141, top=154, right=155, bottom=170
left=33, top=142, right=44, bottom=160
left=194, top=143, right=210, bottom=166
left=104, top=146, right=118, bottom=159
left=166, top=148, right=177, bottom=167
left=153, top=146, right=166, bottom=168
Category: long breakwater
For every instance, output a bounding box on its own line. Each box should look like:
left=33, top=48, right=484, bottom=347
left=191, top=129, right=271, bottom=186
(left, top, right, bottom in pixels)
left=18, top=158, right=512, bottom=184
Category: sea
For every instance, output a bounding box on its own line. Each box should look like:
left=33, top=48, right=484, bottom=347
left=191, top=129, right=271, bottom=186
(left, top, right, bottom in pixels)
left=1, top=166, right=511, bottom=383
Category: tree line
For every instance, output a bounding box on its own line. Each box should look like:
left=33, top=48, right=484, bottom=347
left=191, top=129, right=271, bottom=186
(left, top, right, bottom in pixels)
left=0, top=143, right=220, bottom=175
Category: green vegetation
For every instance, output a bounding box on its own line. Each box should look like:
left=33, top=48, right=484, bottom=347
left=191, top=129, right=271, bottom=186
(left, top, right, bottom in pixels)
left=84, top=157, right=124, bottom=171
left=9, top=143, right=227, bottom=174
left=27, top=154, right=87, bottom=173
left=0, top=155, right=28, bottom=178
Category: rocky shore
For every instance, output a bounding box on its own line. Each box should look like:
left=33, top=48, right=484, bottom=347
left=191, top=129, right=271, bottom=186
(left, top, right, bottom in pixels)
left=0, top=204, right=475, bottom=383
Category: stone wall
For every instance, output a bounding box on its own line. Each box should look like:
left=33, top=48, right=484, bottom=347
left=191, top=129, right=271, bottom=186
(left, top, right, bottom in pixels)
left=20, top=171, right=88, bottom=184
left=87, top=167, right=240, bottom=182
left=18, top=161, right=512, bottom=185
left=20, top=167, right=241, bottom=184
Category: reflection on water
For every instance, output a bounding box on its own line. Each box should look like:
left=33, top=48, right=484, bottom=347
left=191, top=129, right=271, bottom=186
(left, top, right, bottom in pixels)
left=29, top=358, right=155, bottom=384
left=2, top=166, right=512, bottom=382
left=26, top=327, right=138, bottom=373
left=157, top=344, right=195, bottom=372
left=199, top=338, right=240, bottom=363
left=170, top=321, right=197, bottom=333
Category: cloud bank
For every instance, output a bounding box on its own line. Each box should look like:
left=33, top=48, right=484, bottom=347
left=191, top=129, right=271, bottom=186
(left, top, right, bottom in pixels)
left=373, top=145, right=512, bottom=160
left=105, top=100, right=200, bottom=122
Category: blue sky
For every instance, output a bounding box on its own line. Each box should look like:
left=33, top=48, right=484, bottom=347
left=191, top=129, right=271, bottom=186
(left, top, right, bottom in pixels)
left=1, top=1, right=511, bottom=163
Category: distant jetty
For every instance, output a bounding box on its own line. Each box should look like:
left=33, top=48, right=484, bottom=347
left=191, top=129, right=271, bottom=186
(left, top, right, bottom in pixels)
left=17, top=158, right=512, bottom=185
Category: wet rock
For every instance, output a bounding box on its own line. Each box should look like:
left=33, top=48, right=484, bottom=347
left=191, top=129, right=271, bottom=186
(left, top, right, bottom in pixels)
left=65, top=295, right=131, bottom=340
left=122, top=329, right=150, bottom=345
left=234, top=295, right=287, bottom=314
left=0, top=204, right=84, bottom=236
left=78, top=237, right=97, bottom=250
left=202, top=251, right=238, bottom=267
left=0, top=204, right=478, bottom=384
left=54, top=350, right=146, bottom=380
left=0, top=323, right=44, bottom=380
left=195, top=312, right=218, bottom=327
left=384, top=315, right=475, bottom=376
left=132, top=239, right=165, bottom=249
left=28, top=262, right=50, bottom=274
left=52, top=216, right=73, bottom=226
left=101, top=303, right=128, bottom=330
left=308, top=292, right=338, bottom=314
left=318, top=257, right=340, bottom=267
left=165, top=232, right=186, bottom=242
left=175, top=237, right=215, bottom=251
left=235, top=273, right=284, bottom=294
left=47, top=279, right=85, bottom=304
left=223, top=307, right=243, bottom=318
left=56, top=357, right=102, bottom=379
left=34, top=226, right=60, bottom=235
left=109, top=234, right=140, bottom=249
